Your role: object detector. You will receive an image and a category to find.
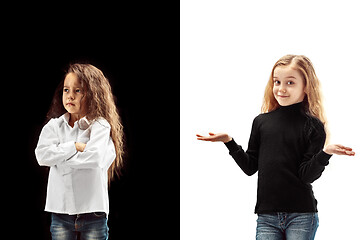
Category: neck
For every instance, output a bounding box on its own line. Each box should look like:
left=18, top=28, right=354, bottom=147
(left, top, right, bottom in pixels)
left=280, top=101, right=303, bottom=108
left=278, top=101, right=304, bottom=114
left=69, top=113, right=83, bottom=127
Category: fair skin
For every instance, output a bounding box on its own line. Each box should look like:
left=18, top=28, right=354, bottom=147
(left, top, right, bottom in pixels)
left=63, top=73, right=87, bottom=152
left=273, top=64, right=306, bottom=107
left=196, top=65, right=355, bottom=156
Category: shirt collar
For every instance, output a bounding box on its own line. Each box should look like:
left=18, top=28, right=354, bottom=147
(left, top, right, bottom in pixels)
left=61, top=113, right=91, bottom=129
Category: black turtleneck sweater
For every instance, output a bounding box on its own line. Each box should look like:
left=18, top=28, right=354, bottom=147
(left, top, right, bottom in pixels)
left=225, top=102, right=332, bottom=214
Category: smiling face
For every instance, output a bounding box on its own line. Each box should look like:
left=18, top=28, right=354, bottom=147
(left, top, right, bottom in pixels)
left=272, top=65, right=306, bottom=106
left=62, top=73, right=87, bottom=120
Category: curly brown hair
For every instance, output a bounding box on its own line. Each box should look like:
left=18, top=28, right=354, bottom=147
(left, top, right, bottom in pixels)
left=46, top=63, right=124, bottom=183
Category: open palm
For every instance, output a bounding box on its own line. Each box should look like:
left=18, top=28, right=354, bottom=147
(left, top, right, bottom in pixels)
left=196, top=132, right=232, bottom=143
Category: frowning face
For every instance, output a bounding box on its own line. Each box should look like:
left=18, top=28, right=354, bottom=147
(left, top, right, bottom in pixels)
left=62, top=73, right=87, bottom=119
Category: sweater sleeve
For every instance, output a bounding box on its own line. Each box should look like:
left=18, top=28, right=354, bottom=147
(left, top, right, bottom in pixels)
left=298, top=119, right=332, bottom=183
left=224, top=117, right=260, bottom=176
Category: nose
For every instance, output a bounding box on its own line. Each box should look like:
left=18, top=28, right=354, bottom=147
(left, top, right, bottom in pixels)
left=67, top=92, right=75, bottom=100
left=279, top=83, right=286, bottom=93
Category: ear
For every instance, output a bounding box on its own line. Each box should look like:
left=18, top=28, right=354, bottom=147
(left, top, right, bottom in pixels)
left=303, top=86, right=309, bottom=95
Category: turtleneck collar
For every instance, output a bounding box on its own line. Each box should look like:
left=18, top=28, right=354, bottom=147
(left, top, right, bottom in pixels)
left=278, top=101, right=304, bottom=113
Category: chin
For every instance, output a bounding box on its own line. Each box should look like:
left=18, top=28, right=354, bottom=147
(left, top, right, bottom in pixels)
left=276, top=99, right=289, bottom=106
left=277, top=99, right=303, bottom=106
left=279, top=103, right=290, bottom=107
left=66, top=109, right=77, bottom=114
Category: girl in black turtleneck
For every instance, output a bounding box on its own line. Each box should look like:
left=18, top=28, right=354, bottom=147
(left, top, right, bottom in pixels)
left=197, top=55, right=355, bottom=240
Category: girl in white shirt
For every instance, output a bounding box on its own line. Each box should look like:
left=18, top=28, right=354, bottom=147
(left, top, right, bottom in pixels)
left=35, top=63, right=124, bottom=240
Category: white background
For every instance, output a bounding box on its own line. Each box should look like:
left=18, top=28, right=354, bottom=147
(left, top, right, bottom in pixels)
left=181, top=0, right=360, bottom=239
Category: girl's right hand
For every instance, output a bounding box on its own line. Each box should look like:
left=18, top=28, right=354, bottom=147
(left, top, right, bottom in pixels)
left=75, top=142, right=87, bottom=152
left=196, top=132, right=232, bottom=143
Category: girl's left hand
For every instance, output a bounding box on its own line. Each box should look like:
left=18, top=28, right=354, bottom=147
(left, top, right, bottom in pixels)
left=323, top=144, right=355, bottom=156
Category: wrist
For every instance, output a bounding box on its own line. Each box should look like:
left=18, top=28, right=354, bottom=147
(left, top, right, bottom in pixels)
left=223, top=136, right=232, bottom=143
left=323, top=146, right=332, bottom=155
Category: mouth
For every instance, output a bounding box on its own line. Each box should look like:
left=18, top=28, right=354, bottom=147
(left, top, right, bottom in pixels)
left=277, top=95, right=289, bottom=98
left=66, top=103, right=75, bottom=106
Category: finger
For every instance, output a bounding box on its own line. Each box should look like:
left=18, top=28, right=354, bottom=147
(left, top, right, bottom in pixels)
left=335, top=149, right=356, bottom=156
left=342, top=146, right=353, bottom=151
left=197, top=137, right=207, bottom=141
left=335, top=147, right=346, bottom=152
left=338, top=148, right=353, bottom=154
left=334, top=144, right=345, bottom=148
left=209, top=132, right=215, bottom=136
left=197, top=134, right=213, bottom=139
left=345, top=150, right=356, bottom=156
left=336, top=145, right=353, bottom=151
left=197, top=137, right=212, bottom=141
left=336, top=149, right=348, bottom=155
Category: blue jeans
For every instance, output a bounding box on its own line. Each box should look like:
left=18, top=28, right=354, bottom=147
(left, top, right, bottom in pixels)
left=256, top=212, right=319, bottom=240
left=50, top=212, right=109, bottom=240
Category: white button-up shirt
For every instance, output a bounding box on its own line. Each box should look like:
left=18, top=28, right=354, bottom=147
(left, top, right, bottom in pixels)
left=35, top=113, right=116, bottom=215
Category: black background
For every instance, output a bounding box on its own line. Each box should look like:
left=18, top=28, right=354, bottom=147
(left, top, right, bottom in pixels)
left=6, top=3, right=179, bottom=239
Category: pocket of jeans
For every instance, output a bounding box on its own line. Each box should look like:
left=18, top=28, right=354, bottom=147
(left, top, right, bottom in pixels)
left=93, top=212, right=106, bottom=218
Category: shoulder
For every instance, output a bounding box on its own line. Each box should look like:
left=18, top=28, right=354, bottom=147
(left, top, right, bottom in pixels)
left=92, top=117, right=111, bottom=129
left=303, top=114, right=326, bottom=141
left=250, top=113, right=268, bottom=130
left=43, top=115, right=67, bottom=129
left=305, top=114, right=325, bottom=132
left=253, top=110, right=276, bottom=124
left=257, top=107, right=280, bottom=118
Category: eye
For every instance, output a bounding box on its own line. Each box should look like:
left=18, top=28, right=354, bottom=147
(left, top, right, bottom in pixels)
left=287, top=81, right=294, bottom=85
left=63, top=88, right=69, bottom=93
left=273, top=80, right=280, bottom=85
left=75, top=89, right=81, bottom=93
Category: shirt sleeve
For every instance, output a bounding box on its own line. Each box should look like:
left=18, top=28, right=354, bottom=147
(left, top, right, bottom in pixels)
left=35, top=119, right=78, bottom=167
left=60, top=119, right=116, bottom=170
left=224, top=116, right=260, bottom=176
left=298, top=119, right=332, bottom=183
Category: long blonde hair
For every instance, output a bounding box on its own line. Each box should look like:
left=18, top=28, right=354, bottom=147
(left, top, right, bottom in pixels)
left=261, top=55, right=329, bottom=142
left=47, top=63, right=124, bottom=183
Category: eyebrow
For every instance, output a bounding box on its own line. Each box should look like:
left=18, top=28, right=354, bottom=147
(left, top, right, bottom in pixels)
left=273, top=76, right=297, bottom=79
left=63, top=85, right=81, bottom=88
